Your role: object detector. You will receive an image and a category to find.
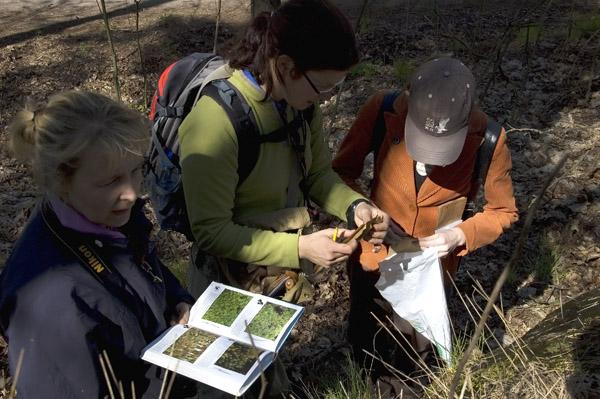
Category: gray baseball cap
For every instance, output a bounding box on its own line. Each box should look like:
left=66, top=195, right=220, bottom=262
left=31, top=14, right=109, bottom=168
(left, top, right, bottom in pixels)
left=405, top=57, right=476, bottom=166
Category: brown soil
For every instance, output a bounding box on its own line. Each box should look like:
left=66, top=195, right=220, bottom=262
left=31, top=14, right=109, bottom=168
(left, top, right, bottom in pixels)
left=1, top=0, right=599, bottom=397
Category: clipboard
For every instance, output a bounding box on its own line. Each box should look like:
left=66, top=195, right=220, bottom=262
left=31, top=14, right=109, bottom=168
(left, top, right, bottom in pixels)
left=436, top=196, right=467, bottom=228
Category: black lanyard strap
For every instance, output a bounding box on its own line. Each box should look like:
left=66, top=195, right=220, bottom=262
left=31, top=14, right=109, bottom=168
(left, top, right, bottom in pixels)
left=40, top=201, right=160, bottom=341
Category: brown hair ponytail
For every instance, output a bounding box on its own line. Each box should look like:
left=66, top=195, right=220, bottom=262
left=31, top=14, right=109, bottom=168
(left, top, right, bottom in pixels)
left=228, top=0, right=359, bottom=96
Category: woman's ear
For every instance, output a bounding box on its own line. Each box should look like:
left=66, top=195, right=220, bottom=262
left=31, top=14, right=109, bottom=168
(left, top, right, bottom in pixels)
left=275, top=55, right=297, bottom=79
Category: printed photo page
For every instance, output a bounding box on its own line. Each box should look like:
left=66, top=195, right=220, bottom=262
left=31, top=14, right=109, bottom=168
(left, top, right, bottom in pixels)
left=141, top=282, right=304, bottom=396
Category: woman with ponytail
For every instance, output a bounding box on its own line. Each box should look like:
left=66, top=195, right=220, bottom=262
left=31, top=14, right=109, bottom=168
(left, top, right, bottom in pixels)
left=0, top=91, right=196, bottom=398
left=180, top=0, right=389, bottom=306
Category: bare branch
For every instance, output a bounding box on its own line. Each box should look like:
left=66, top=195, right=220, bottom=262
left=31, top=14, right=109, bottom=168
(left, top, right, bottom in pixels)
left=134, top=0, right=148, bottom=110
left=354, top=0, right=370, bottom=34
left=96, top=0, right=121, bottom=101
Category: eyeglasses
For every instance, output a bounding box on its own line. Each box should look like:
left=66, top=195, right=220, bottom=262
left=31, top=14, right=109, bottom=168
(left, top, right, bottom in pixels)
left=302, top=72, right=345, bottom=95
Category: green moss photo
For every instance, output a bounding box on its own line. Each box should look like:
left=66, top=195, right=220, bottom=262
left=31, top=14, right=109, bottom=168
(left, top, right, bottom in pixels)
left=164, top=328, right=218, bottom=363
left=215, top=342, right=263, bottom=375
left=245, top=303, right=295, bottom=340
left=202, top=289, right=252, bottom=326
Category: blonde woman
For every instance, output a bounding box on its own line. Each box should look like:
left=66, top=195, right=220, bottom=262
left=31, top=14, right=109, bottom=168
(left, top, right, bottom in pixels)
left=0, top=91, right=195, bottom=398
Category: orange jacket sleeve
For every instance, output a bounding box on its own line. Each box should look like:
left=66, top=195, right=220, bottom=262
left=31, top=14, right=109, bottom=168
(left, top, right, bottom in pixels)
left=457, top=129, right=518, bottom=254
left=332, top=92, right=385, bottom=195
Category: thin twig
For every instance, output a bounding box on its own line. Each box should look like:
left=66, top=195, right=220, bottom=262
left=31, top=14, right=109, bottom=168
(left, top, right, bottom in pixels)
left=213, top=0, right=222, bottom=54
left=458, top=375, right=468, bottom=399
left=504, top=127, right=544, bottom=135
left=8, top=349, right=24, bottom=398
left=99, top=353, right=116, bottom=399
left=439, top=33, right=486, bottom=60
left=96, top=0, right=121, bottom=101
left=163, top=369, right=177, bottom=399
left=245, top=319, right=267, bottom=399
left=134, top=0, right=148, bottom=110
left=354, top=0, right=370, bottom=33
left=482, top=22, right=517, bottom=99
left=339, top=380, right=350, bottom=399
left=362, top=350, right=422, bottom=397
left=102, top=350, right=124, bottom=398
left=447, top=154, right=568, bottom=399
left=158, top=370, right=170, bottom=399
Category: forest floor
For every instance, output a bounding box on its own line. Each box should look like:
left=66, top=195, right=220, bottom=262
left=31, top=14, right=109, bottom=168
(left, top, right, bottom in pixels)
left=0, top=0, right=599, bottom=397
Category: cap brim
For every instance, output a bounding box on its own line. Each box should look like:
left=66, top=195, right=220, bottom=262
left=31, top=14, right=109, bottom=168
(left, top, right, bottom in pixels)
left=405, top=112, right=468, bottom=166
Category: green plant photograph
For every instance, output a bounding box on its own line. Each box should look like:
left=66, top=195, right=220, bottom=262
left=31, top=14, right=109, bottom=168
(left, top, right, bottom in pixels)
left=215, top=342, right=263, bottom=375
left=245, top=303, right=295, bottom=340
left=163, top=328, right=218, bottom=363
left=202, top=289, right=252, bottom=326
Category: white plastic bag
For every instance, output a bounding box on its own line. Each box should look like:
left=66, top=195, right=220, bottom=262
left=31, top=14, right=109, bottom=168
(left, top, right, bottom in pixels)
left=375, top=248, right=452, bottom=363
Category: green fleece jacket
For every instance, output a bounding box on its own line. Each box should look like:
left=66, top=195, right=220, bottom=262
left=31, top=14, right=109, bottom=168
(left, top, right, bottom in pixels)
left=179, top=69, right=364, bottom=268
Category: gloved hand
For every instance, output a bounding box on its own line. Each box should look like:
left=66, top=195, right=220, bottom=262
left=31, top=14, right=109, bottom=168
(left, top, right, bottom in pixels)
left=418, top=227, right=466, bottom=258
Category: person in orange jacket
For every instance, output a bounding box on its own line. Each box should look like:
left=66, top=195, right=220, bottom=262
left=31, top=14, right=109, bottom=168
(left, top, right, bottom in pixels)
left=333, top=57, right=518, bottom=395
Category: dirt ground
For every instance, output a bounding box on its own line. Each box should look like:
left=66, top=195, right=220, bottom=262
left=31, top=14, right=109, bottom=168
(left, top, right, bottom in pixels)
left=0, top=0, right=599, bottom=396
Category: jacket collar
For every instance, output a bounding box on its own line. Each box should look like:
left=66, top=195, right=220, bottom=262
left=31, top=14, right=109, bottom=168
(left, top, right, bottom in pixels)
left=48, top=193, right=126, bottom=240
left=231, top=69, right=266, bottom=103
left=44, top=196, right=151, bottom=257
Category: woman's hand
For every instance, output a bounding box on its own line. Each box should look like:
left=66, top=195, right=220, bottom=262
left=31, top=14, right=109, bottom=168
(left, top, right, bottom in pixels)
left=354, top=202, right=390, bottom=250
left=418, top=227, right=466, bottom=258
left=299, top=228, right=358, bottom=267
left=170, top=302, right=191, bottom=326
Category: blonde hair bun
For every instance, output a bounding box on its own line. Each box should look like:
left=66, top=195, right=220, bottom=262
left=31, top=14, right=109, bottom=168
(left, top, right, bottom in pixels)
left=7, top=90, right=149, bottom=194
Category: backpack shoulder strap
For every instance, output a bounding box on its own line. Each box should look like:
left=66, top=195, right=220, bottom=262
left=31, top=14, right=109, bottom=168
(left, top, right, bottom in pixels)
left=372, top=91, right=400, bottom=161
left=201, top=79, right=264, bottom=185
left=200, top=81, right=312, bottom=186
left=195, top=63, right=233, bottom=103
left=469, top=118, right=502, bottom=200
